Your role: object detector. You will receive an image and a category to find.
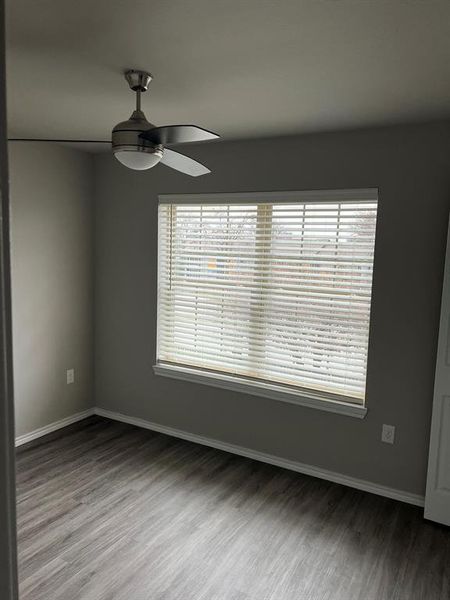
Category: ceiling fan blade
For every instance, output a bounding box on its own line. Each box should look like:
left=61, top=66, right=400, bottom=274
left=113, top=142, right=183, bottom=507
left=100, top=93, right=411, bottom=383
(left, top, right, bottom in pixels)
left=140, top=125, right=219, bottom=146
left=8, top=138, right=111, bottom=143
left=160, top=148, right=210, bottom=177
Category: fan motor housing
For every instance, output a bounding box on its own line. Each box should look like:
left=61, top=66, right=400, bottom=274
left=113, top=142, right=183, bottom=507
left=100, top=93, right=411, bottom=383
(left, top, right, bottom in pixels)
left=112, top=110, right=163, bottom=157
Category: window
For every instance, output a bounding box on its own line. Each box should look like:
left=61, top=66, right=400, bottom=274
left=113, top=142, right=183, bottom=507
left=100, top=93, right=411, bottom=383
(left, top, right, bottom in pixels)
left=155, top=190, right=378, bottom=417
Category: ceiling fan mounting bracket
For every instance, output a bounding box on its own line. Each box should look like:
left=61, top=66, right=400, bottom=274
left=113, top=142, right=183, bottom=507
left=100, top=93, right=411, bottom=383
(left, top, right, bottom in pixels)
left=125, top=70, right=153, bottom=92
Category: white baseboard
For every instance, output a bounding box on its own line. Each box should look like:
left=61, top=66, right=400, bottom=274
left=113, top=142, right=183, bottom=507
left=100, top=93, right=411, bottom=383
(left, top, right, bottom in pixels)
left=94, top=407, right=425, bottom=508
left=15, top=405, right=425, bottom=508
left=15, top=408, right=95, bottom=447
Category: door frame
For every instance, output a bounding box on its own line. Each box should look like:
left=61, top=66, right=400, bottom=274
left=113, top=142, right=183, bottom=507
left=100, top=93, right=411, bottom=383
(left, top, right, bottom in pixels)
left=0, top=0, right=19, bottom=596
left=425, top=213, right=450, bottom=526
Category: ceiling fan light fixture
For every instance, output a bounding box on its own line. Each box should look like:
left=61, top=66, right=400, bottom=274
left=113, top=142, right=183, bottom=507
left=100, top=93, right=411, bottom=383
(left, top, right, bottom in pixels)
left=112, top=107, right=163, bottom=170
left=10, top=69, right=219, bottom=177
left=113, top=145, right=163, bottom=170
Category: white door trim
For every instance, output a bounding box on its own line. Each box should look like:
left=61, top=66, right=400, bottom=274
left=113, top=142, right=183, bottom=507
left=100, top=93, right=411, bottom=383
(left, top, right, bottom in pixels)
left=0, top=0, right=18, bottom=594
left=425, top=214, right=450, bottom=526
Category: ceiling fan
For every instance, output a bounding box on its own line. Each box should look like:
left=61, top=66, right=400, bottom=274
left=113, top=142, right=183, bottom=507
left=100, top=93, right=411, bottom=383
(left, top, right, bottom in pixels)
left=8, top=70, right=220, bottom=176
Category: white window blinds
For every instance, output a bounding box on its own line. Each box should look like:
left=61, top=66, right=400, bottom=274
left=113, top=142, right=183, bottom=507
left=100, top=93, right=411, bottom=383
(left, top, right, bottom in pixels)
left=157, top=190, right=378, bottom=405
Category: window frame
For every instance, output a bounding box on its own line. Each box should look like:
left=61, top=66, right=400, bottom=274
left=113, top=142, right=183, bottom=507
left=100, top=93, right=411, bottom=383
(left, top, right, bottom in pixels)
left=154, top=188, right=378, bottom=419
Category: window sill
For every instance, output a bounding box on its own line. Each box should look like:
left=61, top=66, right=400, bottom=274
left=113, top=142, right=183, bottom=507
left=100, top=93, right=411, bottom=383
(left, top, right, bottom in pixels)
left=152, top=363, right=367, bottom=419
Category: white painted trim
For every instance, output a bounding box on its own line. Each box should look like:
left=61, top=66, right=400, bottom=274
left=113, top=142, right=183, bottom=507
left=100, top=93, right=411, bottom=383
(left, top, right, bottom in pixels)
left=424, top=214, right=450, bottom=526
left=15, top=405, right=424, bottom=507
left=158, top=188, right=378, bottom=205
left=15, top=408, right=95, bottom=447
left=153, top=363, right=367, bottom=419
left=94, top=407, right=424, bottom=508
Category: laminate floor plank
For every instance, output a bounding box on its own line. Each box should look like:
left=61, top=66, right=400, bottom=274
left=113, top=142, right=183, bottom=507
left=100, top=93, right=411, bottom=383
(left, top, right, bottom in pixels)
left=16, top=416, right=450, bottom=600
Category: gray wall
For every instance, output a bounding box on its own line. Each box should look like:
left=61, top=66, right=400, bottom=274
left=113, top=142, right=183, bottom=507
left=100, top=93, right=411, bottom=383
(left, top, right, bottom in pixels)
left=9, top=142, right=94, bottom=437
left=94, top=121, right=450, bottom=496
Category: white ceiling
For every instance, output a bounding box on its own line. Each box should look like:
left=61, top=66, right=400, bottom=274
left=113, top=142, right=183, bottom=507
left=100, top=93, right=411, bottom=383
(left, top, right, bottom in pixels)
left=6, top=0, right=450, bottom=146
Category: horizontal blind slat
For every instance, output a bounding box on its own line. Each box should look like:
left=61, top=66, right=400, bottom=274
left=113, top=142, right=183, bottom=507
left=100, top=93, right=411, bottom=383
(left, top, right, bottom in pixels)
left=159, top=291, right=372, bottom=314
left=158, top=308, right=370, bottom=329
left=159, top=321, right=369, bottom=350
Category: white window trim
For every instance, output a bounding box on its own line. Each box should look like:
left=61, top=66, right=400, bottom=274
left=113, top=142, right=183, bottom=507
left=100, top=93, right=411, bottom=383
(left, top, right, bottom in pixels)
left=156, top=187, right=377, bottom=420
left=152, top=363, right=367, bottom=419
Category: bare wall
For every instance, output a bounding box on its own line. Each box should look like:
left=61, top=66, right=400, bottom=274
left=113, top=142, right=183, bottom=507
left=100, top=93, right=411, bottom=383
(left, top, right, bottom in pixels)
left=94, top=121, right=450, bottom=496
left=9, top=142, right=94, bottom=437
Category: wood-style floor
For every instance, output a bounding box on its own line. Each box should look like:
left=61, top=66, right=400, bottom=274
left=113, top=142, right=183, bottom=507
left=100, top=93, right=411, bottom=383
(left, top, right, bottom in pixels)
left=16, top=416, right=450, bottom=600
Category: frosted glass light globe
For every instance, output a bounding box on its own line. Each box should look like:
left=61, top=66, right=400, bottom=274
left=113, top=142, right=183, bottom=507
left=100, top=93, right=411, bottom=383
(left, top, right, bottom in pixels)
left=113, top=147, right=163, bottom=171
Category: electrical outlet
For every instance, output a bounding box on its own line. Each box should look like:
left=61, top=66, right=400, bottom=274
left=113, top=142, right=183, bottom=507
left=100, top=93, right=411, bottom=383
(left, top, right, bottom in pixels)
left=66, top=369, right=75, bottom=385
left=381, top=424, right=395, bottom=444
